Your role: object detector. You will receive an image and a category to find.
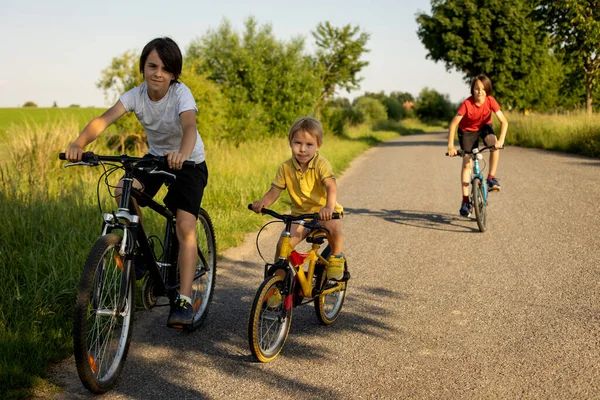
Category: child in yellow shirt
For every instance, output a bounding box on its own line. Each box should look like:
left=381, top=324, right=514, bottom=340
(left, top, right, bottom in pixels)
left=251, top=116, right=345, bottom=280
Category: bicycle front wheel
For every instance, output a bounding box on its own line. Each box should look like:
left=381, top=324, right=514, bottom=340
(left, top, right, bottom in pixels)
left=314, top=262, right=348, bottom=325
left=73, top=233, right=134, bottom=393
left=248, top=275, right=292, bottom=362
left=186, top=207, right=217, bottom=331
left=472, top=178, right=487, bottom=232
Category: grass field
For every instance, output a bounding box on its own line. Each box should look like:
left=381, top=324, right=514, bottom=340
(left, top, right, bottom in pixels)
left=500, top=111, right=600, bottom=158
left=0, top=107, right=106, bottom=142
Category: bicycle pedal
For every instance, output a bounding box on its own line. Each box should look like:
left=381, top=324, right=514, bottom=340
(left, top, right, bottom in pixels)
left=335, top=270, right=351, bottom=282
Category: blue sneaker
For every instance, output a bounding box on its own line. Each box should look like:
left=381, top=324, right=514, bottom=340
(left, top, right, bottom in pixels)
left=459, top=201, right=472, bottom=217
left=487, top=177, right=501, bottom=192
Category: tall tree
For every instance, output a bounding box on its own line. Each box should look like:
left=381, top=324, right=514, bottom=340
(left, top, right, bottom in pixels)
left=537, top=0, right=600, bottom=114
left=416, top=0, right=553, bottom=110
left=312, top=22, right=370, bottom=106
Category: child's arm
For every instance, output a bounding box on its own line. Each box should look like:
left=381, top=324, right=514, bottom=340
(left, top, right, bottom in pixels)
left=65, top=101, right=126, bottom=161
left=165, top=109, right=197, bottom=170
left=447, top=114, right=463, bottom=156
left=252, top=187, right=282, bottom=213
left=319, top=178, right=338, bottom=221
left=494, top=110, right=508, bottom=148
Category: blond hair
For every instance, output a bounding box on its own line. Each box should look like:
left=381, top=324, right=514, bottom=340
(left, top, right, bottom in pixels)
left=288, top=116, right=324, bottom=146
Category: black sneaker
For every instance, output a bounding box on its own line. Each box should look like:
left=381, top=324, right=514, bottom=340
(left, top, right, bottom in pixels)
left=459, top=201, right=472, bottom=217
left=487, top=177, right=501, bottom=192
left=167, top=297, right=193, bottom=328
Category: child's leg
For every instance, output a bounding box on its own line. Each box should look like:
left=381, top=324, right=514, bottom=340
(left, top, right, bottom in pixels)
left=461, top=157, right=472, bottom=197
left=483, top=130, right=499, bottom=177
left=273, top=224, right=307, bottom=262
left=322, top=219, right=343, bottom=255
left=175, top=209, right=197, bottom=298
left=489, top=149, right=500, bottom=177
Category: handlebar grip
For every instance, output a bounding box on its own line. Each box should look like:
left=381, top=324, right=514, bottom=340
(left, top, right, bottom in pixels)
left=332, top=212, right=341, bottom=219
left=183, top=160, right=196, bottom=168
left=59, top=152, right=66, bottom=160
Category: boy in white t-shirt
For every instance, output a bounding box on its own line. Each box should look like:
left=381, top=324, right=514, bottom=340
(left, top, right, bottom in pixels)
left=65, top=37, right=208, bottom=328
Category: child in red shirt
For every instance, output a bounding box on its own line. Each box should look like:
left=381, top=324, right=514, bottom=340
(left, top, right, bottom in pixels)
left=447, top=74, right=508, bottom=217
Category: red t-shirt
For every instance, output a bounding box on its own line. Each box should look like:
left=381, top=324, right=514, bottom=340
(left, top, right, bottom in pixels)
left=457, top=96, right=500, bottom=131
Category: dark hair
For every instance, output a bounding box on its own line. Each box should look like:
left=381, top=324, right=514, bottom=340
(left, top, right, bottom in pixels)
left=139, top=37, right=182, bottom=84
left=471, top=74, right=493, bottom=96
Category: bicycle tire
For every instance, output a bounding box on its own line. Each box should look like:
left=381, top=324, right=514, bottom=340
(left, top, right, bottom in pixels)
left=73, top=233, right=135, bottom=393
left=314, top=254, right=348, bottom=325
left=186, top=207, right=217, bottom=331
left=472, top=178, right=487, bottom=232
left=247, top=275, right=292, bottom=362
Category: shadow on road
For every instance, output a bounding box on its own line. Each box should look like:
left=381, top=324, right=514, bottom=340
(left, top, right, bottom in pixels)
left=345, top=208, right=479, bottom=233
left=87, top=256, right=405, bottom=399
left=377, top=140, right=446, bottom=148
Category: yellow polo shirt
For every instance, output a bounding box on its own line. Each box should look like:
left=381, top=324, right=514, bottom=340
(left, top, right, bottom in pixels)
left=272, top=154, right=344, bottom=215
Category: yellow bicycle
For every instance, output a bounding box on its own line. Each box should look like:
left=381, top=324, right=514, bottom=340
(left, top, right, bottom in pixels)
left=247, top=206, right=349, bottom=362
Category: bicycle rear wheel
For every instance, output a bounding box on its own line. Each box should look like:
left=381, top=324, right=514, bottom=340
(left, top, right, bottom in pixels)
left=248, top=275, right=292, bottom=362
left=186, top=208, right=217, bottom=331
left=472, top=178, right=487, bottom=232
left=73, top=233, right=134, bottom=393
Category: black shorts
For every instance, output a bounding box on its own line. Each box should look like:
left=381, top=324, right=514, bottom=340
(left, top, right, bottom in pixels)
left=132, top=156, right=208, bottom=218
left=458, top=124, right=498, bottom=153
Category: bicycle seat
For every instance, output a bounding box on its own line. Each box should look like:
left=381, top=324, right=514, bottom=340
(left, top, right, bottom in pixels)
left=306, top=230, right=327, bottom=244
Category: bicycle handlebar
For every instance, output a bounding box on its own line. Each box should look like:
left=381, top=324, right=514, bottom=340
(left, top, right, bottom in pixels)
left=446, top=145, right=504, bottom=157
left=58, top=151, right=196, bottom=168
left=247, top=204, right=340, bottom=221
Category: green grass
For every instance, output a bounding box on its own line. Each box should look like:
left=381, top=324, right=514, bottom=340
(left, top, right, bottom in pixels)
left=499, top=111, right=600, bottom=158
left=0, top=119, right=399, bottom=398
left=0, top=107, right=106, bottom=138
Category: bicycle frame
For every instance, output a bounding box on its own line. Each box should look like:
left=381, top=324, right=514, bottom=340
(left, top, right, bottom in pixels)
left=469, top=148, right=488, bottom=205
left=278, top=234, right=339, bottom=299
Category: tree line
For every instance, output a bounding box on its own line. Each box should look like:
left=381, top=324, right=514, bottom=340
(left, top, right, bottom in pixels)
left=416, top=0, right=600, bottom=114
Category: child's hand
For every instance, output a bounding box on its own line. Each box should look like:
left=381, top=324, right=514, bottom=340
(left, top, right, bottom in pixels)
left=65, top=145, right=84, bottom=162
left=251, top=200, right=265, bottom=214
left=447, top=146, right=458, bottom=157
left=164, top=152, right=188, bottom=170
left=495, top=140, right=504, bottom=149
left=319, top=207, right=334, bottom=221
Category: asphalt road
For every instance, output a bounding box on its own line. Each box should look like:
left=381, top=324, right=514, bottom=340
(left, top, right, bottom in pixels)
left=48, top=132, right=600, bottom=399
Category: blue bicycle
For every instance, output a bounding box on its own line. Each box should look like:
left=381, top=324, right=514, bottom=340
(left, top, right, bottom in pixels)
left=448, top=145, right=501, bottom=232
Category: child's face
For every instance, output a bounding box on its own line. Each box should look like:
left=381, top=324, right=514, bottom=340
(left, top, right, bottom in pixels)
left=143, top=49, right=174, bottom=94
left=473, top=80, right=486, bottom=101
left=290, top=130, right=320, bottom=167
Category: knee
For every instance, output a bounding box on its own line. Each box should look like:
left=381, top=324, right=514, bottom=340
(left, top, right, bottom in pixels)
left=176, top=221, right=196, bottom=241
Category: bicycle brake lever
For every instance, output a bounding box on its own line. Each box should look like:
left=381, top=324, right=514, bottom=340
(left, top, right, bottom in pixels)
left=148, top=167, right=176, bottom=181
left=63, top=161, right=94, bottom=168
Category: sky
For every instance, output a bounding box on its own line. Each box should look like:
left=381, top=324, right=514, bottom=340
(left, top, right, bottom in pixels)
left=0, top=0, right=468, bottom=108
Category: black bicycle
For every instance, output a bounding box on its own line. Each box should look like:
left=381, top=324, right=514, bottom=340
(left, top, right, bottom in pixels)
left=59, top=151, right=216, bottom=393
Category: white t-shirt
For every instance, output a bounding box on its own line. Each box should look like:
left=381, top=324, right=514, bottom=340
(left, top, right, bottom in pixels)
left=119, top=82, right=205, bottom=163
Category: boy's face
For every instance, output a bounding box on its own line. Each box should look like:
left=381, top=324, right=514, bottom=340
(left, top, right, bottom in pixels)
left=143, top=49, right=174, bottom=95
left=290, top=130, right=320, bottom=167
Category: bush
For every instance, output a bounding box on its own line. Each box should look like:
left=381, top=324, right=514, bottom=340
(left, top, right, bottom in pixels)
left=22, top=101, right=37, bottom=108
left=382, top=97, right=404, bottom=121
left=355, top=97, right=387, bottom=124
left=414, top=87, right=455, bottom=122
